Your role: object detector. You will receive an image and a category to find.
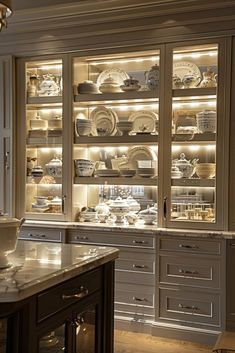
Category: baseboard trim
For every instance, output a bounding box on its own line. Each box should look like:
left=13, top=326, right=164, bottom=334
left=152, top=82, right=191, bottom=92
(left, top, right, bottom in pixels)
left=114, top=316, right=220, bottom=346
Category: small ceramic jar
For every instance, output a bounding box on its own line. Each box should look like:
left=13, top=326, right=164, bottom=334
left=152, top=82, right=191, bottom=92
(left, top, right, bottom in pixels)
left=145, top=64, right=160, bottom=90
left=45, top=157, right=62, bottom=178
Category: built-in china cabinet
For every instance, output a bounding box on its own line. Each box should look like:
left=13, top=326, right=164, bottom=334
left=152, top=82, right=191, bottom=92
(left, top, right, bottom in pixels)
left=15, top=39, right=229, bottom=230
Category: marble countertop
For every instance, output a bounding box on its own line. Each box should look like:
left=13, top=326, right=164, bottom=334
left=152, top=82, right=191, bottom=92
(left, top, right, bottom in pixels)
left=0, top=240, right=118, bottom=303
left=22, top=220, right=235, bottom=239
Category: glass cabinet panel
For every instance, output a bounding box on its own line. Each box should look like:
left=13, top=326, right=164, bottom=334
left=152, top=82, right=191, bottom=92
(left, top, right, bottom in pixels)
left=72, top=50, right=160, bottom=226
left=25, top=59, right=64, bottom=219
left=170, top=44, right=218, bottom=223
left=76, top=310, right=96, bottom=353
left=39, top=326, right=65, bottom=353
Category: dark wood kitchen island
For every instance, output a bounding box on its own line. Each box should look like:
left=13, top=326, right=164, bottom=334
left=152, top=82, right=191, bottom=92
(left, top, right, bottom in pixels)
left=0, top=240, right=118, bottom=353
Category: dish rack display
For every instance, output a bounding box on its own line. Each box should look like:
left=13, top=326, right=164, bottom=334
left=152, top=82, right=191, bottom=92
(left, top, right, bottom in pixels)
left=24, top=59, right=64, bottom=218
left=17, top=40, right=226, bottom=228
left=73, top=50, right=160, bottom=226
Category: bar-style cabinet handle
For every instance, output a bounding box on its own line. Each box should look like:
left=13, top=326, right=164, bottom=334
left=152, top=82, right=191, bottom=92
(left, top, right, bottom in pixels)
left=179, top=244, right=199, bottom=249
left=132, top=240, right=148, bottom=244
left=62, top=195, right=66, bottom=214
left=62, top=286, right=89, bottom=300
left=163, top=196, right=167, bottom=220
left=178, top=303, right=198, bottom=311
left=133, top=296, right=147, bottom=302
left=132, top=264, right=147, bottom=269
left=75, top=236, right=89, bottom=240
left=178, top=269, right=198, bottom=275
left=4, top=152, right=10, bottom=170
left=28, top=233, right=46, bottom=238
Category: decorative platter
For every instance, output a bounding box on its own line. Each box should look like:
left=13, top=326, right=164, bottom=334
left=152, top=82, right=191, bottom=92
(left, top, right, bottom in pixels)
left=173, top=61, right=201, bottom=80
left=97, top=68, right=129, bottom=87
left=128, top=110, right=158, bottom=133
left=90, top=106, right=118, bottom=136
left=127, top=145, right=157, bottom=169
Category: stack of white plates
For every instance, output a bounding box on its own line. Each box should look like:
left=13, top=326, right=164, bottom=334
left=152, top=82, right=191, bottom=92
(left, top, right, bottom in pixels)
left=95, top=169, right=120, bottom=177
left=119, top=169, right=136, bottom=177
left=137, top=167, right=157, bottom=178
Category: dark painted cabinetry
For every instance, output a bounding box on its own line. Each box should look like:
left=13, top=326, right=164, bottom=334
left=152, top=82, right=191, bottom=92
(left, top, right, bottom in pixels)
left=0, top=263, right=115, bottom=353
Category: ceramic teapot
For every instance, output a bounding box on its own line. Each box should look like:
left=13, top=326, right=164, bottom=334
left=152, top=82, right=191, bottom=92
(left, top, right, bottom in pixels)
left=182, top=74, right=201, bottom=88
left=145, top=64, right=160, bottom=90
left=200, top=67, right=217, bottom=88
left=172, top=153, right=198, bottom=178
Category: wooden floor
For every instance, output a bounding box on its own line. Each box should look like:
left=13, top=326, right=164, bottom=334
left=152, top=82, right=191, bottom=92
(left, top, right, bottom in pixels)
left=114, top=331, right=212, bottom=353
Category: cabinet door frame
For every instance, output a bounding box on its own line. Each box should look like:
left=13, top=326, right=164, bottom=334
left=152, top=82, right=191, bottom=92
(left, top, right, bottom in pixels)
left=162, top=37, right=231, bottom=230
left=15, top=54, right=72, bottom=221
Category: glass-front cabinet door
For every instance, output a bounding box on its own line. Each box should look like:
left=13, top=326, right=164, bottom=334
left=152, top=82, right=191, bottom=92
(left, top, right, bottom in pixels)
left=72, top=50, right=161, bottom=226
left=16, top=57, right=67, bottom=221
left=164, top=39, right=228, bottom=229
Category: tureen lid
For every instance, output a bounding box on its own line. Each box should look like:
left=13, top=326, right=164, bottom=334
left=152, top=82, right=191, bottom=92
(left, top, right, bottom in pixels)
left=109, top=197, right=129, bottom=208
left=46, top=157, right=62, bottom=166
left=139, top=206, right=157, bottom=215
left=101, top=75, right=119, bottom=86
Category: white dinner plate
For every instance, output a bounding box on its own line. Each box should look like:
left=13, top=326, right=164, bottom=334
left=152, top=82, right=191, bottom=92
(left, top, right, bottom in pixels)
left=128, top=110, right=158, bottom=133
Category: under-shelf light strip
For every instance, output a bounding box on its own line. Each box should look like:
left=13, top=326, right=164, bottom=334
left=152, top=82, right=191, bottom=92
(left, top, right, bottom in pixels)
left=87, top=56, right=159, bottom=65
left=172, top=145, right=216, bottom=152
left=173, top=101, right=216, bottom=108
left=87, top=146, right=158, bottom=153
left=173, top=51, right=217, bottom=60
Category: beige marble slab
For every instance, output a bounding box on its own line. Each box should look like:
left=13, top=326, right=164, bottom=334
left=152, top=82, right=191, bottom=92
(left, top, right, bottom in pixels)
left=22, top=220, right=235, bottom=238
left=0, top=240, right=118, bottom=303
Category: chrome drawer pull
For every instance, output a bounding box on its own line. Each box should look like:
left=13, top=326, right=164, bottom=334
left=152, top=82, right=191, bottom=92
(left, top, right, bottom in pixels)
left=133, top=240, right=147, bottom=244
left=230, top=244, right=235, bottom=247
left=178, top=269, right=198, bottom=275
left=179, top=244, right=199, bottom=249
left=133, top=296, right=147, bottom=302
left=178, top=303, right=198, bottom=311
left=75, top=236, right=88, bottom=240
left=29, top=233, right=46, bottom=238
left=62, top=286, right=89, bottom=300
left=132, top=264, right=146, bottom=269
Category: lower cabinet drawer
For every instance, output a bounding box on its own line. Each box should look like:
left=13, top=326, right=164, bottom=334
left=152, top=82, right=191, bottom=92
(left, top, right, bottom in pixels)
left=116, top=258, right=154, bottom=274
left=159, top=237, right=221, bottom=255
left=115, top=270, right=154, bottom=286
left=68, top=231, right=155, bottom=249
left=19, top=227, right=64, bottom=242
left=159, top=255, right=220, bottom=289
left=37, top=268, right=101, bottom=322
left=115, top=287, right=155, bottom=317
left=159, top=288, right=220, bottom=327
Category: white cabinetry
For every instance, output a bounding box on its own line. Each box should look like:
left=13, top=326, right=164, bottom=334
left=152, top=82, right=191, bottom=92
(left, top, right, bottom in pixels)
left=67, top=228, right=155, bottom=321
left=157, top=235, right=225, bottom=330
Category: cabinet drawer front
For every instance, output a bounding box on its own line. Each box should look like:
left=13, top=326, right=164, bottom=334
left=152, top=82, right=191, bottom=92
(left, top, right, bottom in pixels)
left=115, top=289, right=154, bottom=310
left=159, top=238, right=220, bottom=255
left=159, top=288, right=220, bottom=326
left=116, top=258, right=154, bottom=274
left=115, top=270, right=154, bottom=286
left=37, top=268, right=101, bottom=322
left=68, top=231, right=155, bottom=249
left=19, top=228, right=62, bottom=242
left=159, top=255, right=220, bottom=289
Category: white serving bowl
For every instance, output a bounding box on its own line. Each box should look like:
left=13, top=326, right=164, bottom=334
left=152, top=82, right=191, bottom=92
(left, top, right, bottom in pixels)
left=195, top=163, right=216, bottom=179
left=75, top=168, right=94, bottom=177
left=116, top=121, right=133, bottom=135
left=0, top=214, right=25, bottom=268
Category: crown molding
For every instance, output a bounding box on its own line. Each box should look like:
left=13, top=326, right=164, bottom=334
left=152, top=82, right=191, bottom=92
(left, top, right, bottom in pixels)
left=5, top=0, right=235, bottom=33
